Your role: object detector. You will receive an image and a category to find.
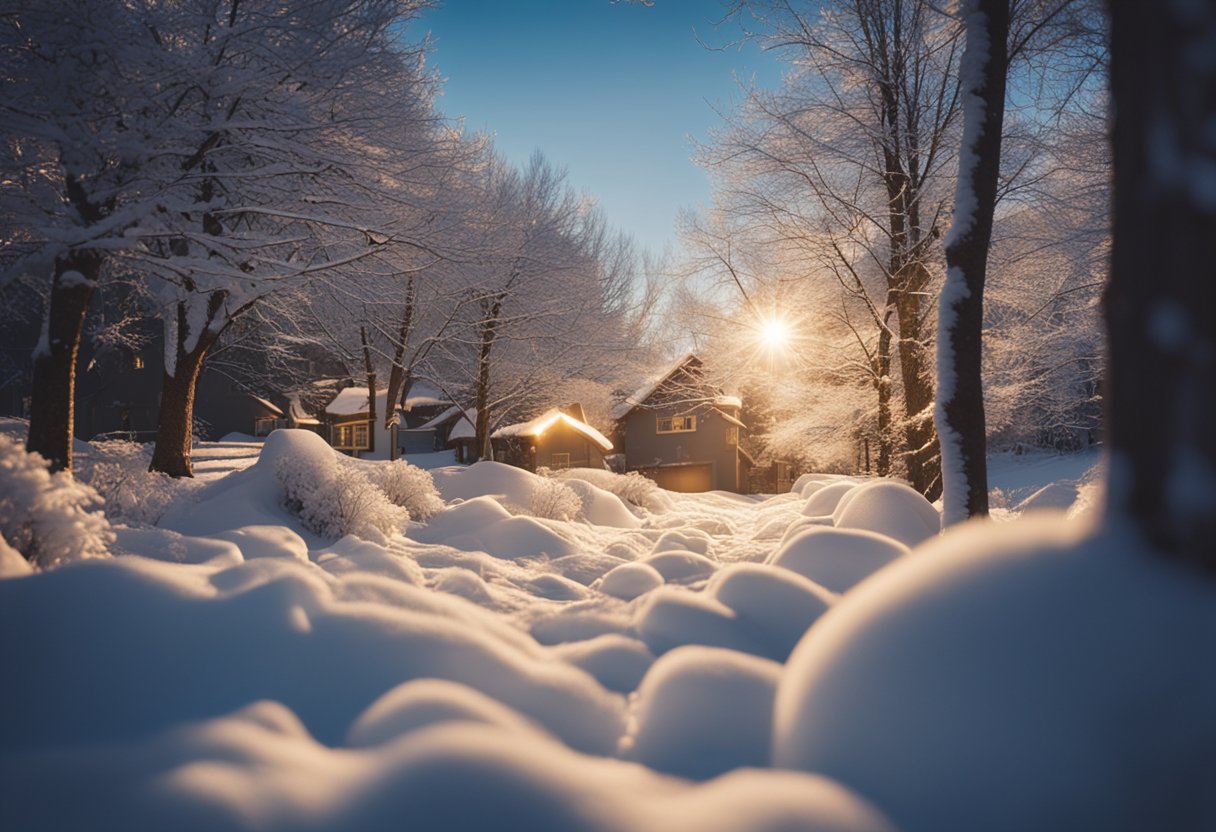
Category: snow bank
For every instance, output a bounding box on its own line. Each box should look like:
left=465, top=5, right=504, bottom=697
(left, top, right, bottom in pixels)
left=801, top=480, right=857, bottom=517
left=0, top=555, right=625, bottom=756
left=598, top=561, right=665, bottom=600
left=831, top=481, right=941, bottom=547
left=627, top=646, right=782, bottom=779
left=768, top=527, right=910, bottom=594
left=774, top=516, right=1216, bottom=831
left=708, top=564, right=835, bottom=661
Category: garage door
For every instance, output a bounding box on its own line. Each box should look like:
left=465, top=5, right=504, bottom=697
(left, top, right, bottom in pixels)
left=645, top=463, right=713, bottom=493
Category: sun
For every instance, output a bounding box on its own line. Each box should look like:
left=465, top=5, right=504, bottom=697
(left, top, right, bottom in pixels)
left=758, top=316, right=792, bottom=351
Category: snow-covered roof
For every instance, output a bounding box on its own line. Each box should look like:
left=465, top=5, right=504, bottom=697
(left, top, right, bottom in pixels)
left=403, top=382, right=449, bottom=409
left=714, top=395, right=742, bottom=410
left=286, top=395, right=320, bottom=425
left=492, top=409, right=613, bottom=453
left=420, top=405, right=476, bottom=440
left=714, top=408, right=747, bottom=429
left=251, top=396, right=283, bottom=417
left=324, top=387, right=396, bottom=417
left=611, top=352, right=700, bottom=421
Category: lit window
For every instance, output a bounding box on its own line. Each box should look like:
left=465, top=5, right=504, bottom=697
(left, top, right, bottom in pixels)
left=133, top=354, right=145, bottom=370
left=353, top=423, right=369, bottom=449
left=657, top=414, right=696, bottom=434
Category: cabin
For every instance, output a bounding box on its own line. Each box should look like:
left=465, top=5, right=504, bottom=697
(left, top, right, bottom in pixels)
left=491, top=404, right=613, bottom=472
left=323, top=387, right=400, bottom=460
left=612, top=354, right=750, bottom=493
left=416, top=405, right=478, bottom=463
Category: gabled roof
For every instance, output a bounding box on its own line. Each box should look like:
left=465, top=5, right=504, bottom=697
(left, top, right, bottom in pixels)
left=492, top=408, right=614, bottom=453
left=403, top=382, right=449, bottom=409
left=251, top=396, right=284, bottom=417
left=324, top=386, right=396, bottom=417
left=610, top=352, right=701, bottom=421
left=420, top=405, right=476, bottom=440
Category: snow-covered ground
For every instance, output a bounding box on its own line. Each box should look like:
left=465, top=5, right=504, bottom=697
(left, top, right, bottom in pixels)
left=3, top=429, right=1212, bottom=831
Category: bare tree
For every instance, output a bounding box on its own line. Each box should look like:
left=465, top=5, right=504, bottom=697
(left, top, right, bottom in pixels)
left=1105, top=0, right=1216, bottom=567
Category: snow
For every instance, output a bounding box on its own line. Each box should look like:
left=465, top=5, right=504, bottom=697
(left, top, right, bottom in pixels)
left=773, top=515, right=1216, bottom=831
left=324, top=387, right=389, bottom=417
left=610, top=351, right=699, bottom=420
left=8, top=431, right=1202, bottom=830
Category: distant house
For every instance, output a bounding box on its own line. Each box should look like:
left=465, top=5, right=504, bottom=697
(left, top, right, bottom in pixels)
left=416, top=405, right=477, bottom=462
left=323, top=387, right=400, bottom=460
left=491, top=403, right=613, bottom=472
left=612, top=353, right=750, bottom=493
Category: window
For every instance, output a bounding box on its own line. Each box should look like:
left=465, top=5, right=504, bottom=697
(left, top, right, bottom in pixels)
left=726, top=426, right=739, bottom=446
left=132, top=353, right=145, bottom=370
left=332, top=422, right=370, bottom=450
left=550, top=452, right=571, bottom=469
left=657, top=414, right=697, bottom=434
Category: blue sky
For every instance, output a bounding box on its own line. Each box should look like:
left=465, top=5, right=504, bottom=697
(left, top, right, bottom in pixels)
left=413, top=1, right=785, bottom=257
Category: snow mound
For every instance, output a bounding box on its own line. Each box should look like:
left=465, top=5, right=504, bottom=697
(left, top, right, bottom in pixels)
left=412, top=496, right=578, bottom=559
left=651, top=529, right=712, bottom=555
left=598, top=561, right=665, bottom=600
left=550, top=634, right=655, bottom=693
left=0, top=555, right=625, bottom=756
left=831, top=481, right=940, bottom=547
left=802, top=480, right=857, bottom=517
left=768, top=527, right=910, bottom=594
left=430, top=460, right=539, bottom=506
left=347, top=678, right=544, bottom=747
left=708, top=564, right=835, bottom=661
left=642, top=550, right=717, bottom=582
left=562, top=478, right=642, bottom=527
left=209, top=525, right=310, bottom=562
left=634, top=588, right=761, bottom=657
left=774, top=516, right=1216, bottom=831
left=627, top=646, right=782, bottom=779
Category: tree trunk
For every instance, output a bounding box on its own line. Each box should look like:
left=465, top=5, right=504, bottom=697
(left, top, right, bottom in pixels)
left=937, top=0, right=1009, bottom=526
left=894, top=266, right=942, bottom=500
left=149, top=294, right=225, bottom=477
left=26, top=250, right=102, bottom=472
left=149, top=345, right=210, bottom=478
left=875, top=321, right=894, bottom=477
left=360, top=325, right=377, bottom=457
left=1105, top=0, right=1216, bottom=568
left=473, top=295, right=504, bottom=462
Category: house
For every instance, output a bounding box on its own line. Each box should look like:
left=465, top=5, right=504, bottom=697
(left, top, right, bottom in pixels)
left=491, top=403, right=613, bottom=472
left=323, top=386, right=400, bottom=460
left=415, top=405, right=477, bottom=462
left=612, top=353, right=750, bottom=493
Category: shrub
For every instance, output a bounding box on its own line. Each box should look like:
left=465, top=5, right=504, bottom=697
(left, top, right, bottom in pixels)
left=554, top=467, right=665, bottom=511
left=0, top=434, right=113, bottom=566
left=369, top=460, right=444, bottom=521
left=79, top=440, right=195, bottom=526
left=529, top=477, right=583, bottom=521
left=274, top=451, right=408, bottom=543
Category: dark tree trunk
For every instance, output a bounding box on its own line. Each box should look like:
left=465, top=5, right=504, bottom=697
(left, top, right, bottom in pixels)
left=937, top=0, right=1009, bottom=525
left=894, top=264, right=942, bottom=500
left=1105, top=0, right=1216, bottom=568
left=26, top=250, right=102, bottom=472
left=149, top=294, right=225, bottom=478
left=360, top=325, right=377, bottom=457
left=875, top=319, right=894, bottom=477
left=473, top=294, right=504, bottom=462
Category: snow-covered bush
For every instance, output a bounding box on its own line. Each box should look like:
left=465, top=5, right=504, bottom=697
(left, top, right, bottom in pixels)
left=369, top=460, right=444, bottom=521
left=80, top=440, right=197, bottom=525
left=529, top=477, right=583, bottom=521
left=0, top=434, right=113, bottom=566
left=274, top=451, right=408, bottom=543
left=554, top=468, right=665, bottom=511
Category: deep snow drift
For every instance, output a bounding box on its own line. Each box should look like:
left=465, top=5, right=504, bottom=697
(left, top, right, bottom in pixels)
left=3, top=430, right=1210, bottom=831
